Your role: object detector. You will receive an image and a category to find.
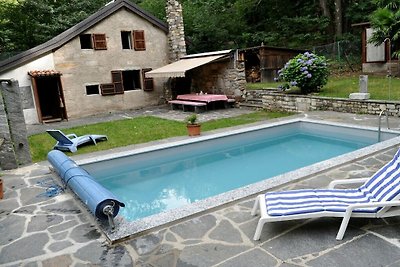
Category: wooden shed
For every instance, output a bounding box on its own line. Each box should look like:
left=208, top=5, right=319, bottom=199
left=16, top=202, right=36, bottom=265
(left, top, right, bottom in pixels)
left=238, top=45, right=304, bottom=83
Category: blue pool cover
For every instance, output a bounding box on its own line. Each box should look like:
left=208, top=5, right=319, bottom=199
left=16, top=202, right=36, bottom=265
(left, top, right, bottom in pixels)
left=47, top=150, right=125, bottom=221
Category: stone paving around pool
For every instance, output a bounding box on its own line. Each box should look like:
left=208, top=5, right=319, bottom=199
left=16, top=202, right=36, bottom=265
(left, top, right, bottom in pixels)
left=2, top=110, right=400, bottom=266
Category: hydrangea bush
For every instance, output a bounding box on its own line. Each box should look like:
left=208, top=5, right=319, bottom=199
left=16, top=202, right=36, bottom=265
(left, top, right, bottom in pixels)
left=276, top=52, right=329, bottom=94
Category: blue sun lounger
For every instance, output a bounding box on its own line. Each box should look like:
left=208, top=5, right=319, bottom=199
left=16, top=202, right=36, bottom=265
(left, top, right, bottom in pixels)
left=252, top=148, right=400, bottom=240
left=47, top=129, right=108, bottom=153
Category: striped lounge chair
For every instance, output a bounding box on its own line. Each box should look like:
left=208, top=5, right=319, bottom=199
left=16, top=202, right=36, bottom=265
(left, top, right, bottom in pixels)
left=252, top=148, right=400, bottom=240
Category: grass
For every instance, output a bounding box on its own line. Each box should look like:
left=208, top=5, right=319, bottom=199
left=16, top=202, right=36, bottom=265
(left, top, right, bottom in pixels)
left=246, top=73, right=400, bottom=101
left=29, top=110, right=293, bottom=162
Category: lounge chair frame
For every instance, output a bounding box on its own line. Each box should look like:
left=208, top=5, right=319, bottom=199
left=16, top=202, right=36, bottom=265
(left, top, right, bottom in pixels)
left=47, top=129, right=108, bottom=153
left=252, top=177, right=400, bottom=241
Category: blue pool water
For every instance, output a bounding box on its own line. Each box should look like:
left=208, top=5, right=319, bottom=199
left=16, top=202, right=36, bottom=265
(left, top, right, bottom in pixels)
left=84, top=121, right=397, bottom=222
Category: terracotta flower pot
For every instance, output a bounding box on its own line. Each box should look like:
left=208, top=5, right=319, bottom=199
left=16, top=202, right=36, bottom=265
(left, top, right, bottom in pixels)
left=187, top=124, right=201, bottom=136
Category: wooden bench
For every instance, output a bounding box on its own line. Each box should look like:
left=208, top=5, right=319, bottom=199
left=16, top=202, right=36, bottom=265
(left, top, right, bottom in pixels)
left=168, top=100, right=207, bottom=113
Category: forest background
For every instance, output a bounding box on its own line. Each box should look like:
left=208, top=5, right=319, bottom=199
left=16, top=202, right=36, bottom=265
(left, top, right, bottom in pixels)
left=0, top=0, right=386, bottom=60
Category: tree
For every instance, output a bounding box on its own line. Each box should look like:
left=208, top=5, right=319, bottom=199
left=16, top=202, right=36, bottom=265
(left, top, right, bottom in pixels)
left=369, top=0, right=400, bottom=57
left=0, top=0, right=108, bottom=53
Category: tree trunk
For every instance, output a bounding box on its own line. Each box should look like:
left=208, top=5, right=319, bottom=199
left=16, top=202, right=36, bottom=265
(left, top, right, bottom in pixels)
left=319, top=0, right=330, bottom=18
left=334, top=0, right=342, bottom=38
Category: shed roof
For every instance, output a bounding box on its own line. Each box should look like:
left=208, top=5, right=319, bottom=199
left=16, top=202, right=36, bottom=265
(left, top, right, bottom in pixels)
left=0, top=0, right=168, bottom=74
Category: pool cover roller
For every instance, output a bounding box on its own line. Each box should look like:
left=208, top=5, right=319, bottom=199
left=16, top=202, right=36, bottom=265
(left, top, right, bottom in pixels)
left=47, top=150, right=125, bottom=225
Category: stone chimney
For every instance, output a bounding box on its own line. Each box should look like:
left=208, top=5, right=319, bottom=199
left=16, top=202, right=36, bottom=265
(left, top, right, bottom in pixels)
left=166, top=0, right=187, bottom=63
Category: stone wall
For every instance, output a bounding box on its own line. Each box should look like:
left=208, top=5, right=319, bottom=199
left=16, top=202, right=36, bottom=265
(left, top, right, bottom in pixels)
left=0, top=80, right=32, bottom=170
left=191, top=59, right=246, bottom=97
left=166, top=0, right=186, bottom=62
left=245, top=89, right=400, bottom=116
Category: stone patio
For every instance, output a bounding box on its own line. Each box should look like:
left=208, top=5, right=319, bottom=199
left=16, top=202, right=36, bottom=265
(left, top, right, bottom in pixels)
left=1, top=108, right=400, bottom=266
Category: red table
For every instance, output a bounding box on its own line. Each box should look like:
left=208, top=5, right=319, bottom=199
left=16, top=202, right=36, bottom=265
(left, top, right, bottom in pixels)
left=177, top=94, right=228, bottom=103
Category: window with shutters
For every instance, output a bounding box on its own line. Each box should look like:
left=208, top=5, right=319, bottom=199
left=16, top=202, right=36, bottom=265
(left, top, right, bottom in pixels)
left=79, top=33, right=107, bottom=50
left=133, top=30, right=146, bottom=51
left=100, top=69, right=151, bottom=96
left=142, top=68, right=154, bottom=91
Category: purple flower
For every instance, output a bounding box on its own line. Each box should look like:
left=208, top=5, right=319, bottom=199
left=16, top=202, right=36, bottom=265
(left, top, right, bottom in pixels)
left=297, top=58, right=303, bottom=63
left=307, top=73, right=312, bottom=78
left=301, top=66, right=308, bottom=71
left=290, top=81, right=298, bottom=86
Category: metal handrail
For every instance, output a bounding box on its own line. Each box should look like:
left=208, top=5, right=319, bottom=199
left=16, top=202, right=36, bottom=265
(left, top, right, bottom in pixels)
left=378, top=110, right=389, bottom=142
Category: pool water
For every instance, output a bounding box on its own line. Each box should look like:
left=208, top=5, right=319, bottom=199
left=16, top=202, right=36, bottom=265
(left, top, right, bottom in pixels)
left=85, top=121, right=393, bottom=222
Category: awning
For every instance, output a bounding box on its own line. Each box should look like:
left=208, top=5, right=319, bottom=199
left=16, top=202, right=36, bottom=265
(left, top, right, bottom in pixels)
left=146, top=54, right=228, bottom=78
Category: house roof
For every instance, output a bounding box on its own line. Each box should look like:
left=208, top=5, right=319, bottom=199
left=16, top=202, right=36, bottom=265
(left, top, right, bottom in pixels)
left=146, top=50, right=232, bottom=78
left=0, top=0, right=168, bottom=74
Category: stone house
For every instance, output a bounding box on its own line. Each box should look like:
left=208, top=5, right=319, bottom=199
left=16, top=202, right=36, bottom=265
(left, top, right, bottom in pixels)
left=0, top=0, right=186, bottom=125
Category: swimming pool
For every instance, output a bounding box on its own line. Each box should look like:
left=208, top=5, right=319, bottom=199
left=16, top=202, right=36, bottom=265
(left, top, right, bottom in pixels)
left=80, top=118, right=400, bottom=241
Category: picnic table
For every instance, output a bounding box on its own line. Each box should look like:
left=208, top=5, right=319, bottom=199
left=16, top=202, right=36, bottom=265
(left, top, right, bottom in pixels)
left=169, top=93, right=234, bottom=113
left=177, top=94, right=228, bottom=103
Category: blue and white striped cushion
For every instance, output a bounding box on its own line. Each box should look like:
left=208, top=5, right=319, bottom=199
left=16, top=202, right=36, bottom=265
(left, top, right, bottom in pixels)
left=360, top=148, right=400, bottom=202
left=265, top=148, right=400, bottom=217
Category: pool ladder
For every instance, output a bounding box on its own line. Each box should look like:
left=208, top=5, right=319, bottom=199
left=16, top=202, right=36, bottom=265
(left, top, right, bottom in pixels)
left=378, top=109, right=390, bottom=142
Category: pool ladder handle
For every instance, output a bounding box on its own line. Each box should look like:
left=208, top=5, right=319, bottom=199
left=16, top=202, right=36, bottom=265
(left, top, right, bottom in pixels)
left=378, top=109, right=390, bottom=142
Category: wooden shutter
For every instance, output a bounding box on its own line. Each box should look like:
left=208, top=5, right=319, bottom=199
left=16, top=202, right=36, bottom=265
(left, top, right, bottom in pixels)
left=100, top=83, right=115, bottom=95
left=133, top=30, right=146, bottom=51
left=93, top=34, right=107, bottom=50
left=111, top=71, right=124, bottom=94
left=142, top=68, right=154, bottom=91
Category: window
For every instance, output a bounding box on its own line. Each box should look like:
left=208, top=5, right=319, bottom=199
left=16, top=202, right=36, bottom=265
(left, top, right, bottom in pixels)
left=79, top=34, right=107, bottom=50
left=121, top=31, right=132, bottom=49
left=122, top=70, right=141, bottom=91
left=80, top=34, right=92, bottom=49
left=133, top=30, right=146, bottom=51
left=86, top=85, right=99, bottom=95
left=142, top=68, right=154, bottom=91
left=100, top=69, right=150, bottom=95
left=121, top=30, right=146, bottom=51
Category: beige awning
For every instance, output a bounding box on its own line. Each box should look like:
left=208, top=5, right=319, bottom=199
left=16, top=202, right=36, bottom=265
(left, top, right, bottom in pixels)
left=146, top=54, right=227, bottom=78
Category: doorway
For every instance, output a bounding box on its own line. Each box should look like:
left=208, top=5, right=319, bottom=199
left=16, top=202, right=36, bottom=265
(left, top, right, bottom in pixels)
left=31, top=75, right=67, bottom=123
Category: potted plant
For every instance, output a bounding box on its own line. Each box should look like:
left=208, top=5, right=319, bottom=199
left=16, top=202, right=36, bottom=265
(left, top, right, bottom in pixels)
left=185, top=114, right=201, bottom=136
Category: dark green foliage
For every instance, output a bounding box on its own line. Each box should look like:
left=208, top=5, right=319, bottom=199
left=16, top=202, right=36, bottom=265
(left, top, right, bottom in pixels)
left=369, top=0, right=400, bottom=57
left=0, top=0, right=383, bottom=56
left=0, top=0, right=108, bottom=53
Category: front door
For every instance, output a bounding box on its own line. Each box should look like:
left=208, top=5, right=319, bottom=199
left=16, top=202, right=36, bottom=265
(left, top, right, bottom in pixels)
left=32, top=75, right=67, bottom=123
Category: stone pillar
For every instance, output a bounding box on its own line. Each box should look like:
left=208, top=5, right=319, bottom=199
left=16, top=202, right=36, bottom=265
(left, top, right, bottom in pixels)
left=166, top=0, right=187, bottom=63
left=359, top=75, right=368, bottom=93
left=0, top=89, right=17, bottom=170
left=0, top=79, right=32, bottom=169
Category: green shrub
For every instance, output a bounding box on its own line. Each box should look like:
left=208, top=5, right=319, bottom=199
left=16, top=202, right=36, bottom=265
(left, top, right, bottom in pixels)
left=277, top=52, right=329, bottom=94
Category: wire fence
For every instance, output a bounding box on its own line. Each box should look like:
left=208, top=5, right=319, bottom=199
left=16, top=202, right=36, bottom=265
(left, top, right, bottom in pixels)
left=311, top=40, right=362, bottom=72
